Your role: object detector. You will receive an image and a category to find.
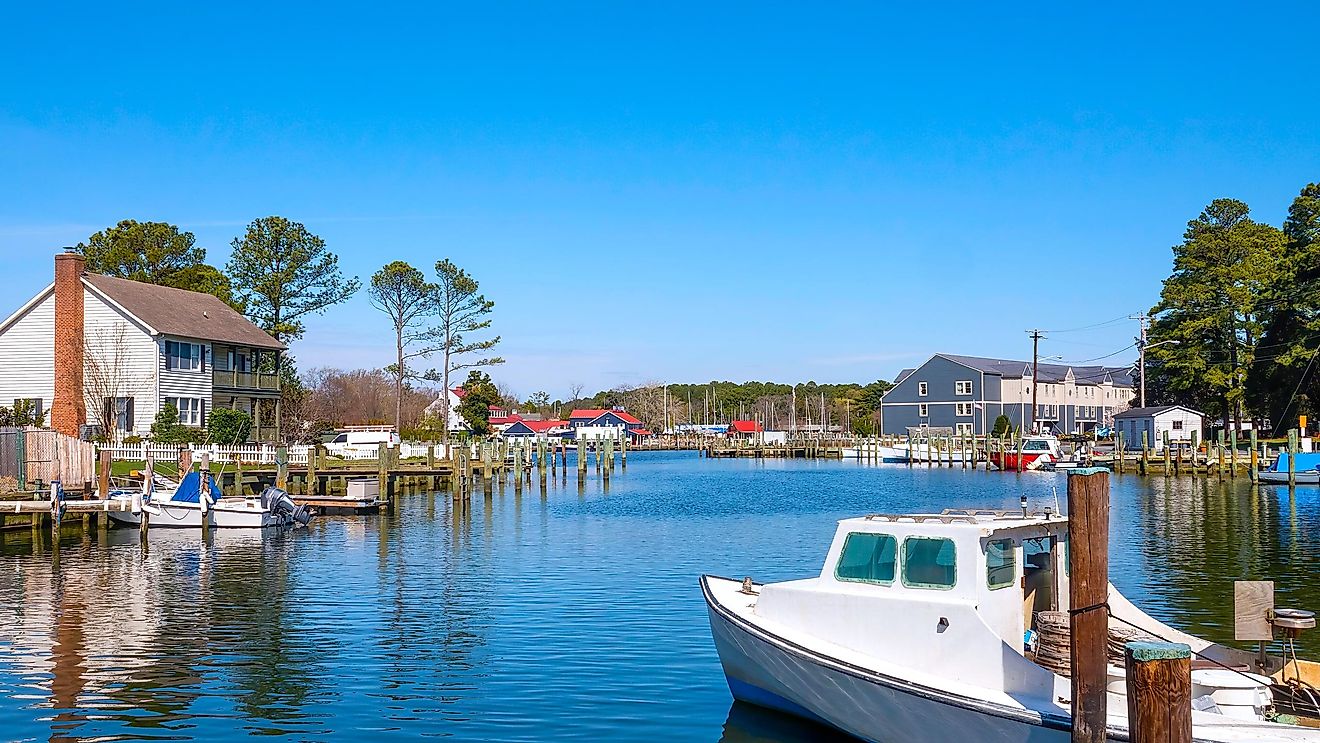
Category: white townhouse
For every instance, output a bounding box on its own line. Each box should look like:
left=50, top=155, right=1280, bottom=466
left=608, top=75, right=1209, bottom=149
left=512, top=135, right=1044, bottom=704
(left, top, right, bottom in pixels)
left=0, top=253, right=286, bottom=441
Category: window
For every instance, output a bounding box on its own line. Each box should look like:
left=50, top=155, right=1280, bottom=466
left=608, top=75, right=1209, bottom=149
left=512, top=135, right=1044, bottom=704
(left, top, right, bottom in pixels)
left=955, top=422, right=974, bottom=435
left=918, top=381, right=928, bottom=397
left=918, top=403, right=929, bottom=417
left=955, top=402, right=973, bottom=416
left=165, top=397, right=205, bottom=426
left=165, top=341, right=205, bottom=371
left=104, top=397, right=134, bottom=431
left=955, top=380, right=972, bottom=395
left=902, top=536, right=956, bottom=589
left=1023, top=439, right=1052, bottom=452
left=986, top=539, right=1016, bottom=589
left=1172, top=420, right=1184, bottom=430
left=12, top=398, right=43, bottom=423
left=835, top=533, right=897, bottom=584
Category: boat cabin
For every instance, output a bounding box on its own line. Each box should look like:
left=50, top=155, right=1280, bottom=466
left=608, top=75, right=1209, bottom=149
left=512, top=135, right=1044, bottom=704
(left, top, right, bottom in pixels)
left=819, top=510, right=1072, bottom=654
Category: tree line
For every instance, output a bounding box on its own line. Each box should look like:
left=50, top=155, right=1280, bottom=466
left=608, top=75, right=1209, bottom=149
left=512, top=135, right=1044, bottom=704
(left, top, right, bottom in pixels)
left=1145, top=182, right=1320, bottom=433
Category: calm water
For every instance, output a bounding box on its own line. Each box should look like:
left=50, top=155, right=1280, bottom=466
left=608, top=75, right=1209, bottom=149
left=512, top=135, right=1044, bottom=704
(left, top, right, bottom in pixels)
left=1, top=452, right=1318, bottom=742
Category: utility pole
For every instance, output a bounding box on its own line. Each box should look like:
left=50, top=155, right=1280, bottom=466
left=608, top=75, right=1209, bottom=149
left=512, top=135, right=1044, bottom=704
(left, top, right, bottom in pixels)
left=1028, top=329, right=1044, bottom=433
left=1130, top=313, right=1149, bottom=408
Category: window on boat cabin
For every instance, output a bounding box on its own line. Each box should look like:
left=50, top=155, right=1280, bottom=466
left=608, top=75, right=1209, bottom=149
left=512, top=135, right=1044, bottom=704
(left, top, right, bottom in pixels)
left=918, top=404, right=929, bottom=417
left=918, top=381, right=928, bottom=396
left=985, top=538, right=1016, bottom=590
left=902, top=536, right=956, bottom=589
left=1022, top=439, right=1051, bottom=452
left=955, top=380, right=972, bottom=395
left=835, top=533, right=897, bottom=585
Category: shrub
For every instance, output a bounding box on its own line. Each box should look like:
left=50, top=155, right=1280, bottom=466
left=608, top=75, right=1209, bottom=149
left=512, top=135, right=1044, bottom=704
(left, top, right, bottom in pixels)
left=208, top=408, right=253, bottom=444
left=991, top=415, right=1012, bottom=437
left=150, top=404, right=195, bottom=444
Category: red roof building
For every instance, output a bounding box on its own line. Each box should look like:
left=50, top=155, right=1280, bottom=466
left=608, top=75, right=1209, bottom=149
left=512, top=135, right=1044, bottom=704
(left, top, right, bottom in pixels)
left=728, top=420, right=764, bottom=435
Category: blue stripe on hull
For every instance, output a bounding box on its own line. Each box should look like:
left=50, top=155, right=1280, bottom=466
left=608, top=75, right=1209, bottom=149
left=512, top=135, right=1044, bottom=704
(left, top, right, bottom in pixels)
left=725, top=675, right=838, bottom=730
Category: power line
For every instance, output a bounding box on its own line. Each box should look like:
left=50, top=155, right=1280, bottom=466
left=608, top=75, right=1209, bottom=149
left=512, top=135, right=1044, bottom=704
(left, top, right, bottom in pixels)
left=1043, top=314, right=1132, bottom=334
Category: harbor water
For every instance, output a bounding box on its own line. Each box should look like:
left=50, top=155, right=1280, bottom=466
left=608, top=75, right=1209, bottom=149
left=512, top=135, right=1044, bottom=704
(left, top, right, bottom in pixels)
left=1, top=451, right=1318, bottom=742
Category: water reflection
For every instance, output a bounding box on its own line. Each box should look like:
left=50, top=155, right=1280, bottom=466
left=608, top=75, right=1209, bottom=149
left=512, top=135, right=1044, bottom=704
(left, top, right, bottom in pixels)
left=719, top=701, right=854, bottom=742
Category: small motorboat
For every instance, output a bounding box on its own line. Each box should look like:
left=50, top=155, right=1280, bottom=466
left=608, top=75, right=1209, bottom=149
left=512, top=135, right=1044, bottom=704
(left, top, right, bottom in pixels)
left=1259, top=452, right=1320, bottom=485
left=703, top=509, right=1320, bottom=741
left=991, top=434, right=1062, bottom=471
left=106, top=471, right=312, bottom=529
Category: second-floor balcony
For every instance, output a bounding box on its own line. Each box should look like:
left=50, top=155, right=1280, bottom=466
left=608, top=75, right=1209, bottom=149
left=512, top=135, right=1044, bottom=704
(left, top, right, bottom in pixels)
left=213, top=368, right=280, bottom=391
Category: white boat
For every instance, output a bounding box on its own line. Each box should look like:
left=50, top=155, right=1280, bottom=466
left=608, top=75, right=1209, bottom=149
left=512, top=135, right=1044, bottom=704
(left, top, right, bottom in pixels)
left=1259, top=452, right=1320, bottom=485
left=844, top=442, right=975, bottom=463
left=703, top=509, right=1320, bottom=741
left=106, top=472, right=311, bottom=529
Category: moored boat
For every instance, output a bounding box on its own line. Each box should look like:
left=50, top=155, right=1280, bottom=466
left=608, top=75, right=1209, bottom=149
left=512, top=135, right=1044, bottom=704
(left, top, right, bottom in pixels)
left=702, top=509, right=1320, bottom=741
left=106, top=472, right=311, bottom=529
left=1258, top=452, right=1320, bottom=485
left=991, top=434, right=1062, bottom=471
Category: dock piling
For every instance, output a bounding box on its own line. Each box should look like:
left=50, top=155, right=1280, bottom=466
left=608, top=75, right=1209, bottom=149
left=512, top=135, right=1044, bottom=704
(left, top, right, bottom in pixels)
left=1123, top=642, right=1192, bottom=743
left=1067, top=467, right=1110, bottom=743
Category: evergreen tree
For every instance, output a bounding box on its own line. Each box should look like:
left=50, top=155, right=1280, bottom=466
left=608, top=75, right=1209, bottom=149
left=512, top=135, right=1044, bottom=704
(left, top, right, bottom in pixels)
left=77, top=220, right=236, bottom=307
left=1146, top=198, right=1286, bottom=431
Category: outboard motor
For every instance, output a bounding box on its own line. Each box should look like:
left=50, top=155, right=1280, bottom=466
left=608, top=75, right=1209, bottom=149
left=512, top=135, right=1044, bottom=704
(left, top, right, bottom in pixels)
left=260, top=486, right=313, bottom=526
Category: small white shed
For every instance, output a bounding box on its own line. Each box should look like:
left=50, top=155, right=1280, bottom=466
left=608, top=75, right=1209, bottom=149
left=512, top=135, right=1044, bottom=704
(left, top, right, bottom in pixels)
left=1113, top=405, right=1204, bottom=451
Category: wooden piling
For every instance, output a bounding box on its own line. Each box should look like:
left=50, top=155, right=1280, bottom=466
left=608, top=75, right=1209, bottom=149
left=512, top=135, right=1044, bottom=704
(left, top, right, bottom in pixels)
left=141, top=449, right=154, bottom=538
left=306, top=445, right=318, bottom=496
left=1067, top=468, right=1110, bottom=743
left=1162, top=431, right=1171, bottom=477
left=1249, top=430, right=1259, bottom=484
left=276, top=445, right=289, bottom=490
left=1116, top=432, right=1125, bottom=473
left=1288, top=428, right=1298, bottom=488
left=1140, top=432, right=1149, bottom=476
left=1123, top=642, right=1192, bottom=743
left=97, top=449, right=111, bottom=500
left=199, top=452, right=211, bottom=536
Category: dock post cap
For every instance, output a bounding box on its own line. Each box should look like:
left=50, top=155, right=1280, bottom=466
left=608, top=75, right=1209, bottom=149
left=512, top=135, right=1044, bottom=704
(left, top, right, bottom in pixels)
left=1125, top=641, right=1191, bottom=661
left=1067, top=467, right=1110, bottom=477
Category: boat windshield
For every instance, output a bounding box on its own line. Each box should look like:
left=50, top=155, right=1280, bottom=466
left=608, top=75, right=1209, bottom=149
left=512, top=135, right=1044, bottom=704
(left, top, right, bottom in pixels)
left=1023, top=439, right=1052, bottom=452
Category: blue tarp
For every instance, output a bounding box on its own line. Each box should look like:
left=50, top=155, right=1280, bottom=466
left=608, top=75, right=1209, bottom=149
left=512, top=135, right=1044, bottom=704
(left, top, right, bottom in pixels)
left=172, top=471, right=220, bottom=503
left=1272, top=452, right=1320, bottom=473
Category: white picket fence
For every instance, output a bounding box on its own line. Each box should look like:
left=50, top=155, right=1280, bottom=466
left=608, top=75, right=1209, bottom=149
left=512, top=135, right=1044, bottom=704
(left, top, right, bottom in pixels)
left=99, top=442, right=448, bottom=465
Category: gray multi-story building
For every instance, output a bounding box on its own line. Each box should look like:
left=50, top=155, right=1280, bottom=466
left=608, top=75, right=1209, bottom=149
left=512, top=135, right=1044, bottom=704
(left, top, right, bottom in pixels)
left=880, top=354, right=1135, bottom=436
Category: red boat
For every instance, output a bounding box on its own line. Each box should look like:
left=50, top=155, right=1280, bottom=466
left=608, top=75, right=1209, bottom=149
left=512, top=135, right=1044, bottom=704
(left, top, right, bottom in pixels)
left=991, top=435, right=1061, bottom=471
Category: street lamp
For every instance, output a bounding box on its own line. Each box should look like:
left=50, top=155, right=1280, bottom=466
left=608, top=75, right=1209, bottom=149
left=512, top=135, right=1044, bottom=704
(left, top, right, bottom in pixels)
left=1138, top=339, right=1180, bottom=408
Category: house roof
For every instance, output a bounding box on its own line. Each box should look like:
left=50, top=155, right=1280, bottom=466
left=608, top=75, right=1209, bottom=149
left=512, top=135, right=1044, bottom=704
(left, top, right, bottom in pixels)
left=569, top=408, right=642, bottom=424
left=83, top=273, right=285, bottom=350
left=452, top=387, right=467, bottom=398
left=489, top=413, right=523, bottom=425
left=1113, top=405, right=1201, bottom=419
left=524, top=419, right=567, bottom=432
left=728, top=420, right=763, bottom=433
left=630, top=428, right=653, bottom=436
left=934, top=354, right=1133, bottom=387
left=894, top=368, right=916, bottom=384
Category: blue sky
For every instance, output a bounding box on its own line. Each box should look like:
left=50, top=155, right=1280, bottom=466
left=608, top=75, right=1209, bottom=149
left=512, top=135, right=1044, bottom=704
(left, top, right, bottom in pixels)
left=3, top=3, right=1317, bottom=400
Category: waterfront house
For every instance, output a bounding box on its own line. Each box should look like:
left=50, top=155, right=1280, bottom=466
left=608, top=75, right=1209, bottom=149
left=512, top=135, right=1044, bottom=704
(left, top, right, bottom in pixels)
left=503, top=419, right=570, bottom=438
left=880, top=354, right=1134, bottom=436
left=0, top=253, right=285, bottom=441
left=568, top=408, right=644, bottom=433
left=1113, top=405, right=1204, bottom=451
left=422, top=387, right=469, bottom=432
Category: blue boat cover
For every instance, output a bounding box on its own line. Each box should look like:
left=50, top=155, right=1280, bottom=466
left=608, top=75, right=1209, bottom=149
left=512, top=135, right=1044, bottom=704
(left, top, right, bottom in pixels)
left=172, top=471, right=220, bottom=503
left=1273, top=452, right=1320, bottom=473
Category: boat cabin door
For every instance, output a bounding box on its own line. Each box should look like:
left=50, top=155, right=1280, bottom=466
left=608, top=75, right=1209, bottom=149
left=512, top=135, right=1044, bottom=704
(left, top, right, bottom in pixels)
left=1023, top=537, right=1057, bottom=628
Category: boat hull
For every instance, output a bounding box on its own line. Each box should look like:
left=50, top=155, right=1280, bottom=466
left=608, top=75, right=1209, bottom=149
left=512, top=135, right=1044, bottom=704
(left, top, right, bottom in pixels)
left=991, top=452, right=1053, bottom=471
left=702, top=576, right=1074, bottom=743
left=1259, top=470, right=1320, bottom=485
left=106, top=500, right=291, bottom=529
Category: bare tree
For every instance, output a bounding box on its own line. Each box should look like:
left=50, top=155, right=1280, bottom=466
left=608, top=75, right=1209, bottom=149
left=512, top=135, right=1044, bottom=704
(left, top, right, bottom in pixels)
left=82, top=325, right=149, bottom=441
left=568, top=382, right=585, bottom=403
left=425, top=259, right=503, bottom=443
left=368, top=261, right=438, bottom=429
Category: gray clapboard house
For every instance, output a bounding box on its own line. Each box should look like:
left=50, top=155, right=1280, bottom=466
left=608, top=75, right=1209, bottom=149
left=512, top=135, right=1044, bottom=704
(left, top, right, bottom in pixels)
left=880, top=354, right=1134, bottom=436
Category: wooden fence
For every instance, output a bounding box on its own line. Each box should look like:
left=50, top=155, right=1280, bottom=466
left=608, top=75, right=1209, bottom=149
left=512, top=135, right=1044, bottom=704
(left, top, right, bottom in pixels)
left=0, top=427, right=97, bottom=488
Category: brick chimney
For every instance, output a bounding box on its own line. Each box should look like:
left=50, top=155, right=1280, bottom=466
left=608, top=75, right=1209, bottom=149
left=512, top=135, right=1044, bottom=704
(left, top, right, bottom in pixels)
left=51, top=252, right=86, bottom=437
